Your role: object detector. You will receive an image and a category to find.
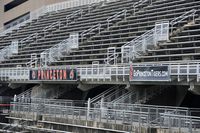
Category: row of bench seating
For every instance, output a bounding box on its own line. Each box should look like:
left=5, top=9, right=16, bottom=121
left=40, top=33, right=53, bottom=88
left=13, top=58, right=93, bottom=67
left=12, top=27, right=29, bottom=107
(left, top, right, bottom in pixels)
left=0, top=0, right=199, bottom=67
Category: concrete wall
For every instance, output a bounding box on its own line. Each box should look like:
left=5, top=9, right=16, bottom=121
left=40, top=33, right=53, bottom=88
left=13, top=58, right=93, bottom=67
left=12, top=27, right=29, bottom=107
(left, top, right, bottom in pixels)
left=0, top=0, right=69, bottom=28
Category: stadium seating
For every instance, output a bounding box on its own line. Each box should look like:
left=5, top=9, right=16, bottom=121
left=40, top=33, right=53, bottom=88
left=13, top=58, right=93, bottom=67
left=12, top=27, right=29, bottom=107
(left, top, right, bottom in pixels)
left=0, top=0, right=199, bottom=67
left=141, top=17, right=200, bottom=62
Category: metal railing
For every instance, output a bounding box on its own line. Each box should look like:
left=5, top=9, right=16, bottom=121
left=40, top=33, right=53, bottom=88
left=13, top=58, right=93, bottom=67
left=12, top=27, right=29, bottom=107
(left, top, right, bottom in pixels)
left=66, top=9, right=83, bottom=26
left=0, top=41, right=18, bottom=63
left=121, top=9, right=197, bottom=63
left=112, top=90, right=137, bottom=104
left=11, top=102, right=150, bottom=128
left=121, top=21, right=169, bottom=63
left=170, top=9, right=197, bottom=33
left=15, top=97, right=86, bottom=107
left=20, top=33, right=38, bottom=48
left=92, top=102, right=190, bottom=123
left=133, top=0, right=152, bottom=15
left=16, top=88, right=32, bottom=100
left=40, top=33, right=79, bottom=66
left=107, top=9, right=127, bottom=29
left=90, top=85, right=119, bottom=104
left=43, top=21, right=61, bottom=36
left=26, top=53, right=38, bottom=67
left=81, top=24, right=101, bottom=41
left=104, top=47, right=119, bottom=65
left=10, top=101, right=200, bottom=132
left=159, top=113, right=200, bottom=133
left=98, top=86, right=126, bottom=103
left=46, top=0, right=105, bottom=13
left=0, top=68, right=29, bottom=81
left=79, top=64, right=129, bottom=82
left=2, top=63, right=200, bottom=82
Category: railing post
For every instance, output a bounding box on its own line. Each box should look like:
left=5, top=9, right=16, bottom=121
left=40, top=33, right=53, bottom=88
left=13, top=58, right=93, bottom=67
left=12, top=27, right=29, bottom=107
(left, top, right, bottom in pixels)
left=197, top=64, right=199, bottom=82
left=189, top=117, right=192, bottom=133
left=87, top=98, right=91, bottom=120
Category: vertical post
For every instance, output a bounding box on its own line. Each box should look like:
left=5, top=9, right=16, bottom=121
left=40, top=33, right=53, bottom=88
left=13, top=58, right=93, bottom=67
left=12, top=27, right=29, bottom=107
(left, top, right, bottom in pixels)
left=171, top=24, right=173, bottom=35
left=178, top=117, right=181, bottom=133
left=197, top=64, right=200, bottom=82
left=100, top=97, right=104, bottom=109
left=87, top=98, right=91, bottom=120
left=189, top=117, right=192, bottom=133
left=107, top=21, right=110, bottom=30
left=124, top=10, right=127, bottom=21
left=193, top=13, right=195, bottom=24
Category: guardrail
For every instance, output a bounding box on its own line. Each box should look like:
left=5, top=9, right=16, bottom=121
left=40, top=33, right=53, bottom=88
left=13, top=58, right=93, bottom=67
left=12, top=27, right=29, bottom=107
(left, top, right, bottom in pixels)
left=10, top=101, right=200, bottom=131
left=133, top=0, right=152, bottom=15
left=107, top=9, right=127, bottom=29
left=15, top=97, right=86, bottom=107
left=81, top=24, right=101, bottom=41
left=170, top=9, right=197, bottom=33
left=92, top=102, right=190, bottom=122
left=20, top=33, right=38, bottom=48
left=0, top=41, right=18, bottom=63
left=11, top=102, right=150, bottom=128
left=1, top=63, right=200, bottom=82
left=66, top=9, right=83, bottom=26
left=43, top=21, right=61, bottom=36
left=121, top=21, right=169, bottom=63
left=159, top=113, right=200, bottom=132
left=40, top=33, right=79, bottom=66
left=79, top=64, right=129, bottom=81
left=90, top=85, right=119, bottom=104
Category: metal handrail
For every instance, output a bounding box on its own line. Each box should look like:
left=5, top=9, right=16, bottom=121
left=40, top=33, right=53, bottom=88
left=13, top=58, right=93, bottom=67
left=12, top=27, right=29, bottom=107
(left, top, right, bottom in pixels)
left=0, top=41, right=18, bottom=62
left=81, top=23, right=101, bottom=40
left=104, top=53, right=119, bottom=65
left=12, top=101, right=200, bottom=130
left=2, top=63, right=200, bottom=82
left=111, top=90, right=134, bottom=103
left=170, top=9, right=197, bottom=26
left=20, top=33, right=38, bottom=46
left=170, top=9, right=197, bottom=34
left=43, top=21, right=61, bottom=36
left=133, top=0, right=151, bottom=15
left=90, top=85, right=118, bottom=103
left=103, top=87, right=126, bottom=102
left=107, top=9, right=127, bottom=29
left=66, top=9, right=83, bottom=26
left=40, top=33, right=79, bottom=66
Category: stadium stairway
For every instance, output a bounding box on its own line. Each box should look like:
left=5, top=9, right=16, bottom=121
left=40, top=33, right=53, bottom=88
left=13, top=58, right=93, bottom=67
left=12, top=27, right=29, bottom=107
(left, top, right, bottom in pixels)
left=90, top=85, right=127, bottom=107
left=51, top=0, right=200, bottom=65
left=0, top=2, right=137, bottom=67
left=140, top=16, right=200, bottom=63
left=0, top=2, right=102, bottom=67
left=0, top=0, right=141, bottom=67
left=0, top=0, right=199, bottom=67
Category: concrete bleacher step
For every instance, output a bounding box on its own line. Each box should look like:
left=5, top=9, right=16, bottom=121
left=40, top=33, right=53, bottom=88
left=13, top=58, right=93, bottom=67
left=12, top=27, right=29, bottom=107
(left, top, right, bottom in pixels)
left=0, top=0, right=200, bottom=66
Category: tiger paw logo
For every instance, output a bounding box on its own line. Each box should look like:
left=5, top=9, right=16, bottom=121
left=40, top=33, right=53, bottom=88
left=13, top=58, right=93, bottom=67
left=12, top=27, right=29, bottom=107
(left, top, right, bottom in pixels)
left=70, top=69, right=75, bottom=80
left=32, top=71, right=36, bottom=80
left=130, top=64, right=133, bottom=81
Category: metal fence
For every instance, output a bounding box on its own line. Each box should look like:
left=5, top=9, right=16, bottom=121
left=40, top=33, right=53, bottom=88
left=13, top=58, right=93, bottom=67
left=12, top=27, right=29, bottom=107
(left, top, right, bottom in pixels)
left=10, top=101, right=200, bottom=132
left=1, top=63, right=200, bottom=82
left=15, top=97, right=86, bottom=107
left=92, top=102, right=190, bottom=122
left=11, top=102, right=150, bottom=127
